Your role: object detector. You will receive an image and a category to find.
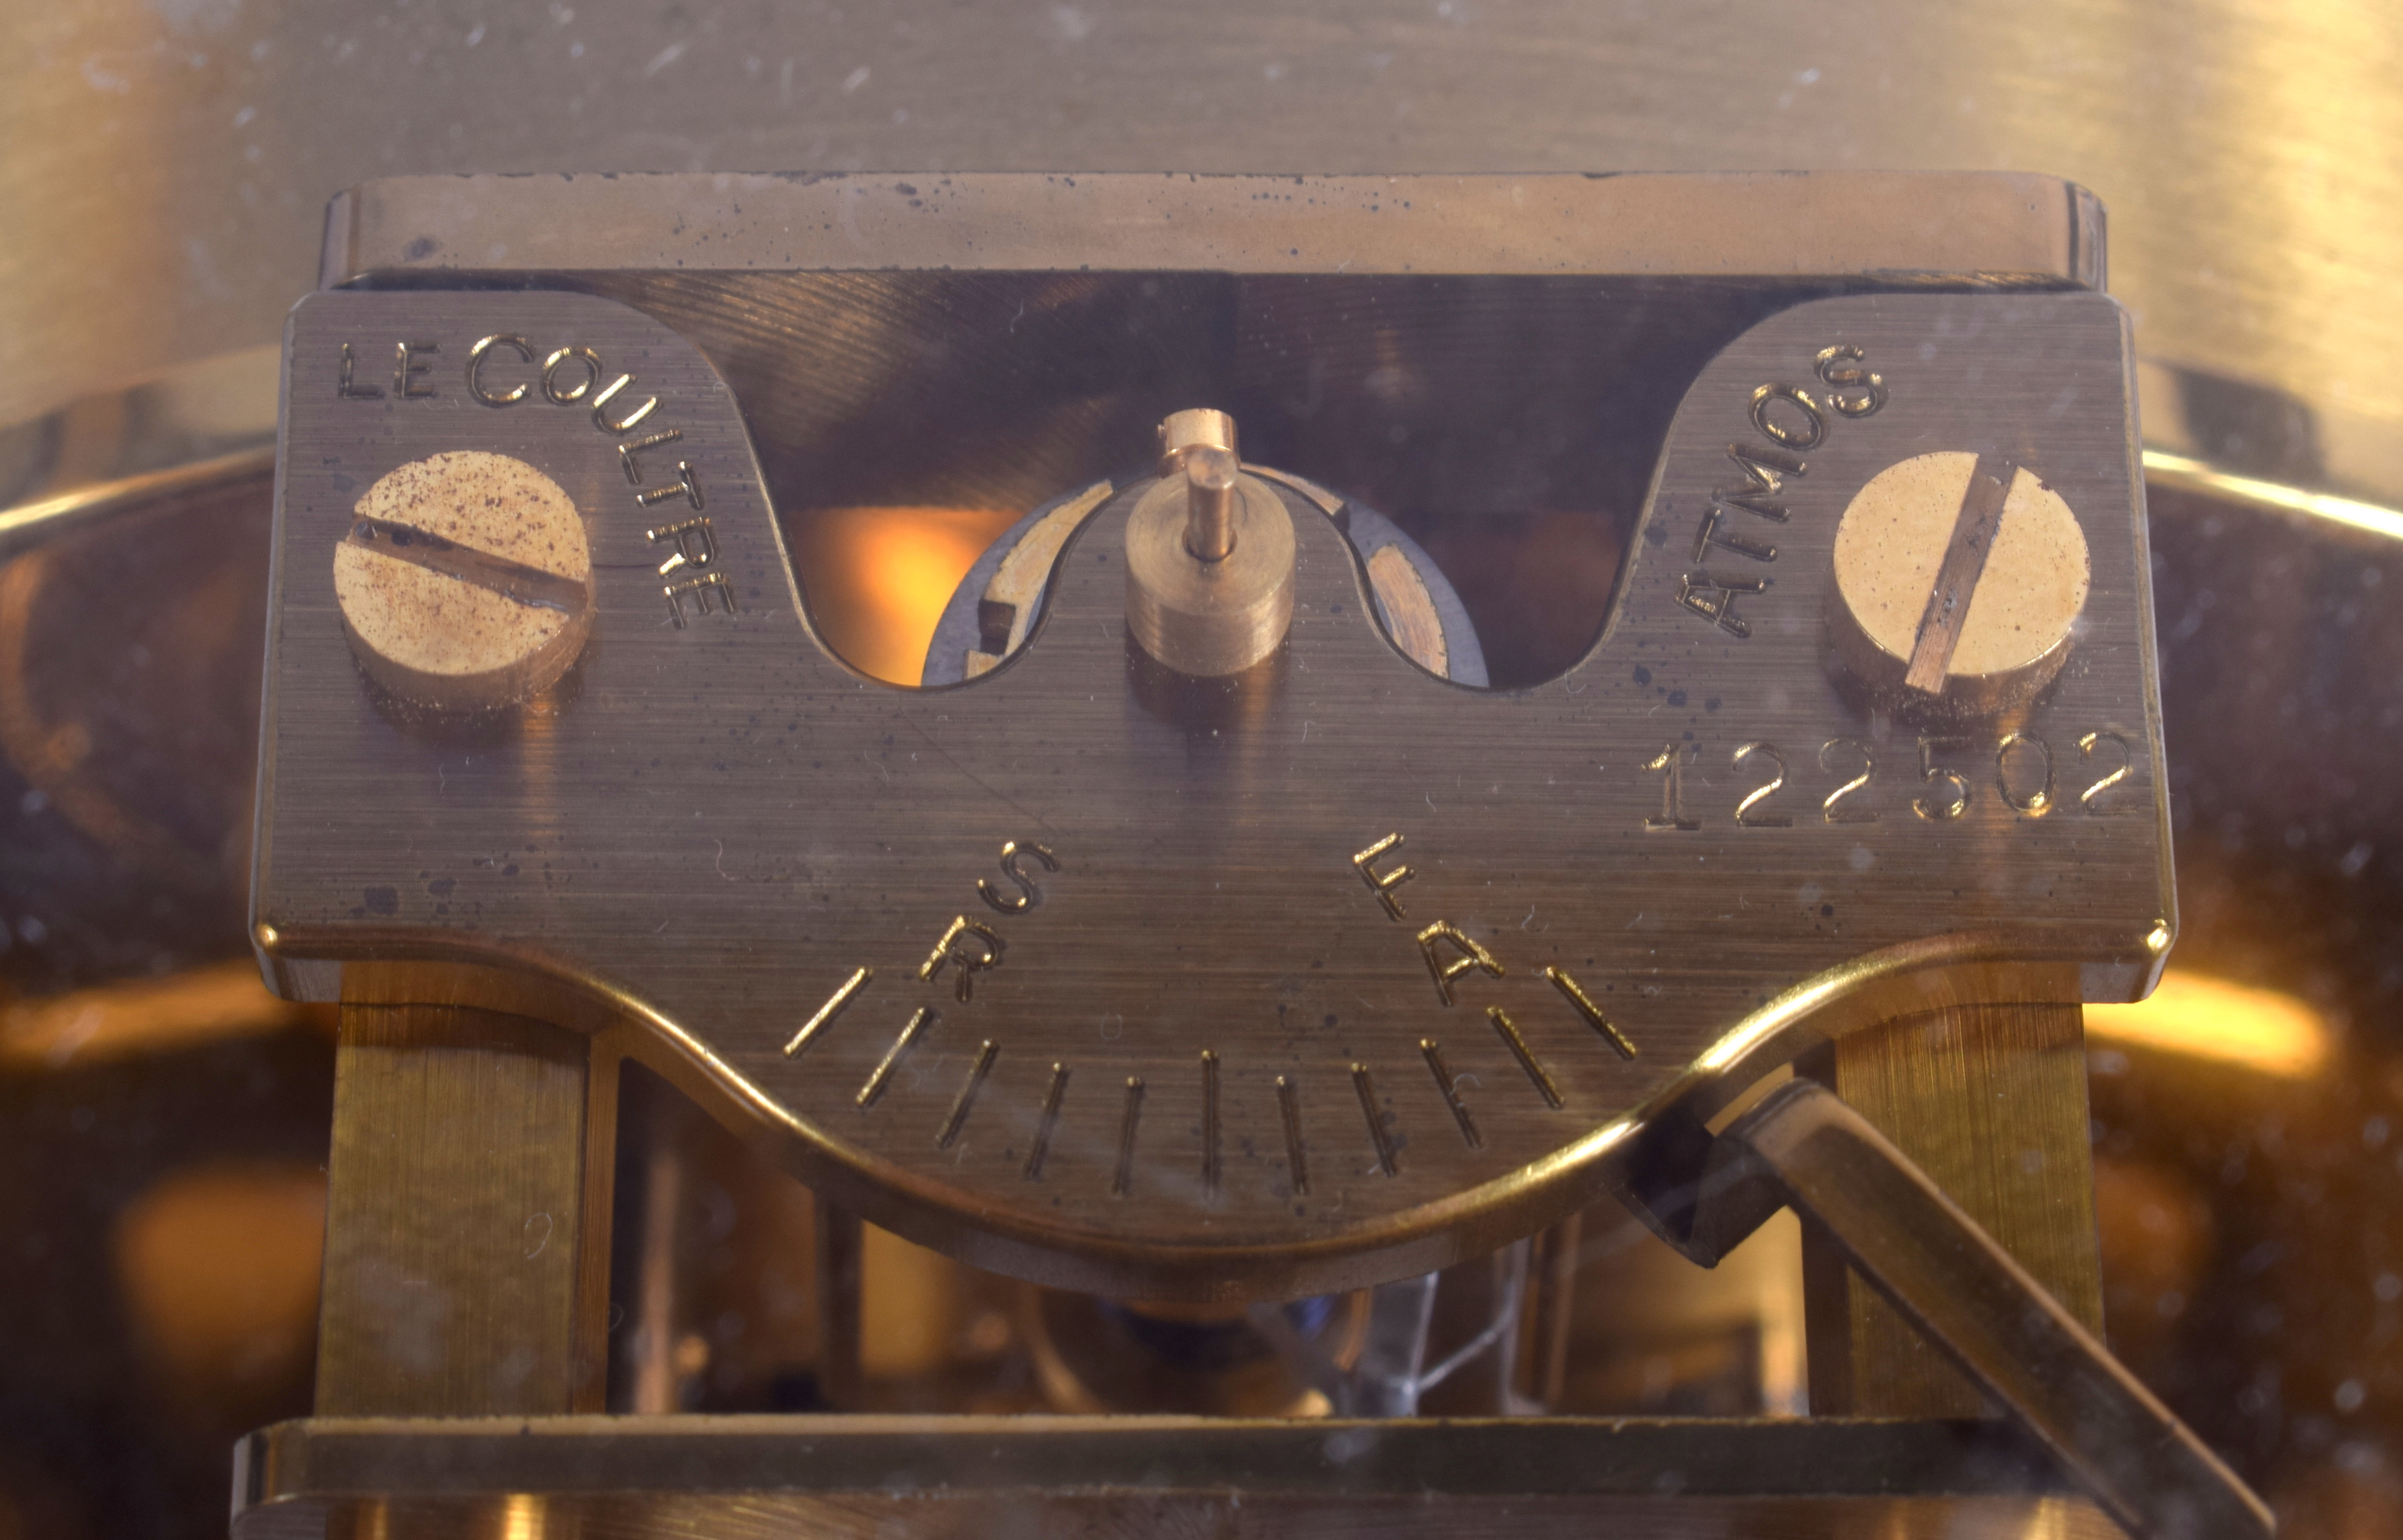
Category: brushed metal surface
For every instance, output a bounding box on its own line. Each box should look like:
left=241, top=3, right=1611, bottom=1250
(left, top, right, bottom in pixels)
left=5, top=1, right=2395, bottom=511
left=320, top=171, right=2104, bottom=284
left=255, top=281, right=2165, bottom=1297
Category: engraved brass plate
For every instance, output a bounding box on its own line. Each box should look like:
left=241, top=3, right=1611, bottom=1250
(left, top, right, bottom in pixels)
left=256, top=281, right=2167, bottom=1298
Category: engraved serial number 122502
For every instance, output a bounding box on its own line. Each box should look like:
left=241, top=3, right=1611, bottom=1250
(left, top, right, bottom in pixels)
left=1639, top=730, right=2133, bottom=830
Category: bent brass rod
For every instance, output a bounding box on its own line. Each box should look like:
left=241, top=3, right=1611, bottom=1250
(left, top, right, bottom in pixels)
left=1722, top=1080, right=2272, bottom=1540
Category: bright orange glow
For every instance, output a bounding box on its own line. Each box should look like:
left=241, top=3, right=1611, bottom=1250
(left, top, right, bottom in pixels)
left=0, top=959, right=324, bottom=1070
left=114, top=1162, right=325, bottom=1398
left=2087, top=969, right=2331, bottom=1079
left=791, top=505, right=1023, bottom=685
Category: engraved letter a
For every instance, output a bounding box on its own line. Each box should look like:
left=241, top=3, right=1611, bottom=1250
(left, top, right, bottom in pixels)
left=1416, top=921, right=1505, bottom=1006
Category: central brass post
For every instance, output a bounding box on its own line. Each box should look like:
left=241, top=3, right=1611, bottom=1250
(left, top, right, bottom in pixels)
left=1125, top=408, right=1296, bottom=677
left=1183, top=446, right=1240, bottom=562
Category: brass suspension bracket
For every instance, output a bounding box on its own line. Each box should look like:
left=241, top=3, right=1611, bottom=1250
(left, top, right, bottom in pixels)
left=255, top=273, right=2171, bottom=1301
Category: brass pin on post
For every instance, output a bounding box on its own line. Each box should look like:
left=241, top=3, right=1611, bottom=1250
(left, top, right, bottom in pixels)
left=1156, top=407, right=1241, bottom=561
left=1125, top=409, right=1295, bottom=677
left=1183, top=445, right=1240, bottom=562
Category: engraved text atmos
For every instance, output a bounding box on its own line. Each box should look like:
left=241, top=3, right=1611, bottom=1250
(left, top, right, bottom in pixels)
left=1674, top=344, right=1887, bottom=637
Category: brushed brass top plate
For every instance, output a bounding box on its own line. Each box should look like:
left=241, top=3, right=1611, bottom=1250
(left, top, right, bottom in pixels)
left=255, top=275, right=2165, bottom=1298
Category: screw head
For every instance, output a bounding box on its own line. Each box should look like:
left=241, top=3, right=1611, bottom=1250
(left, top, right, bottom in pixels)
left=1828, top=450, right=2089, bottom=716
left=333, top=451, right=594, bottom=711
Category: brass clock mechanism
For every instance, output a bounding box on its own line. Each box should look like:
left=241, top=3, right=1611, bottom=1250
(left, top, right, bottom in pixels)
left=238, top=173, right=2269, bottom=1539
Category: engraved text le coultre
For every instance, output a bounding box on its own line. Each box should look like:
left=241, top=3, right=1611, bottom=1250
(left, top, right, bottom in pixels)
left=334, top=333, right=739, bottom=627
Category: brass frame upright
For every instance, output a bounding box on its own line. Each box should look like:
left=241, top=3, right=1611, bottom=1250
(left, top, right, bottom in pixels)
left=1800, top=1001, right=2104, bottom=1415
left=315, top=1000, right=618, bottom=1417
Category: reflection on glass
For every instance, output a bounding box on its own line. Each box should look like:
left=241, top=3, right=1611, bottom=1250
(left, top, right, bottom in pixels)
left=2086, top=969, right=2330, bottom=1079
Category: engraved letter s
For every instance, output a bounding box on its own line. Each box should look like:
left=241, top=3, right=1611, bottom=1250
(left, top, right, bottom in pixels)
left=1814, top=344, right=1888, bottom=419
left=977, top=840, right=1061, bottom=915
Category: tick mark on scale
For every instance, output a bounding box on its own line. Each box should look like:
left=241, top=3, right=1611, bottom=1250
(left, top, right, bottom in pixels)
left=858, top=1007, right=934, bottom=1108
left=1113, top=1078, right=1146, bottom=1196
left=1024, top=1063, right=1071, bottom=1181
left=785, top=966, right=871, bottom=1057
left=1201, top=1051, right=1223, bottom=1199
left=1421, top=1040, right=1482, bottom=1149
left=1277, top=1076, right=1310, bottom=1197
left=1353, top=1064, right=1399, bottom=1176
left=1546, top=965, right=1638, bottom=1060
left=937, top=1041, right=998, bottom=1148
left=1487, top=1007, right=1564, bottom=1108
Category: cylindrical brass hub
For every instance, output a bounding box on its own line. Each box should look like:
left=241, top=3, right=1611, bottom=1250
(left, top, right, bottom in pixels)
left=1124, top=468, right=1295, bottom=677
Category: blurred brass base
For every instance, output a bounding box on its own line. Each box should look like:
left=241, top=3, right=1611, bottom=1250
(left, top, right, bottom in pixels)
left=1017, top=1286, right=1369, bottom=1417
left=233, top=1415, right=2127, bottom=1539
